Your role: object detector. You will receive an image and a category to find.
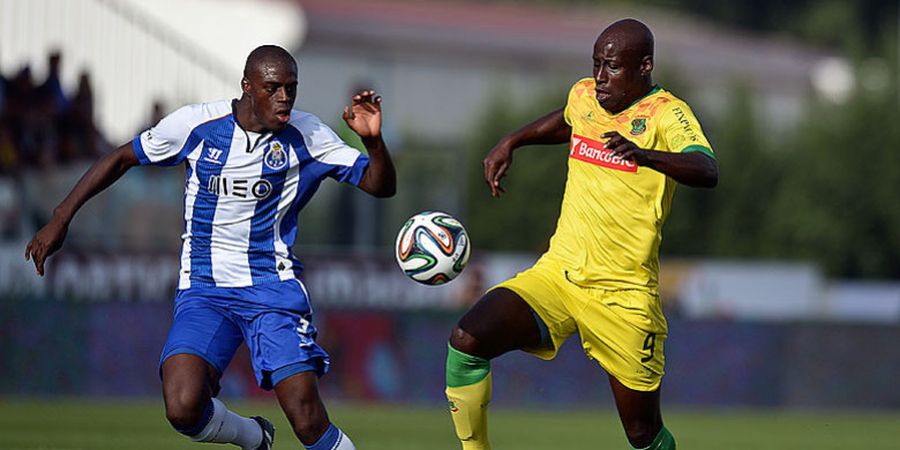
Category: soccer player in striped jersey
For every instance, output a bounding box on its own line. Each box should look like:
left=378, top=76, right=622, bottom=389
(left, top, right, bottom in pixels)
left=25, top=45, right=394, bottom=450
left=445, top=20, right=718, bottom=450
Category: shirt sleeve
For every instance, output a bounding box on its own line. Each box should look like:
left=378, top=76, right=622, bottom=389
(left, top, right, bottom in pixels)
left=300, top=114, right=369, bottom=185
left=131, top=105, right=199, bottom=166
left=656, top=101, right=715, bottom=159
left=563, top=78, right=592, bottom=127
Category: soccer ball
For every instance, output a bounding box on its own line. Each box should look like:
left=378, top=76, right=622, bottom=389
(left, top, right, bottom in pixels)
left=395, top=211, right=471, bottom=285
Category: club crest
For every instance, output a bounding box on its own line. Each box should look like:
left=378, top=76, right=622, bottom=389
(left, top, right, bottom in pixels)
left=630, top=117, right=648, bottom=136
left=264, top=141, right=288, bottom=170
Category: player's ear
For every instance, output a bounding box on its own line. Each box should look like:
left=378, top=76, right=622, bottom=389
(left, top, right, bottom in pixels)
left=640, top=56, right=653, bottom=77
left=241, top=77, right=251, bottom=94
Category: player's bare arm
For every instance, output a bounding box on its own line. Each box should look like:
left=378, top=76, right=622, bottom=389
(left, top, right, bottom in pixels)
left=345, top=89, right=396, bottom=198
left=484, top=107, right=571, bottom=197
left=603, top=130, right=718, bottom=188
left=25, top=143, right=140, bottom=275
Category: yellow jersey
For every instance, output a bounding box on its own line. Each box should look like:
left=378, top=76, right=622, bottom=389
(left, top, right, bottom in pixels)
left=546, top=78, right=714, bottom=292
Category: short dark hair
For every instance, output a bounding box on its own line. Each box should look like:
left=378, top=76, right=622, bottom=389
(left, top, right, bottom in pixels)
left=243, top=45, right=296, bottom=78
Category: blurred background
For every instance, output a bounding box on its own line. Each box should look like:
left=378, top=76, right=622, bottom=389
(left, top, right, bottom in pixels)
left=1, top=0, right=899, bottom=448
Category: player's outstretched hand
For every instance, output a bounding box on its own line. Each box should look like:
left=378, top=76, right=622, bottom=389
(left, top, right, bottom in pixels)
left=602, top=131, right=649, bottom=166
left=24, top=218, right=69, bottom=276
left=343, top=89, right=382, bottom=139
left=483, top=139, right=514, bottom=198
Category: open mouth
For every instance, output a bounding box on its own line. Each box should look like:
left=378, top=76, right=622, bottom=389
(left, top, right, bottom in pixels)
left=275, top=111, right=291, bottom=124
left=596, top=90, right=610, bottom=103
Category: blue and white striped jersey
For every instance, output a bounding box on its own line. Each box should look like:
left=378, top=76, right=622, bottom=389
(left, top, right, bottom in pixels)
left=132, top=100, right=369, bottom=289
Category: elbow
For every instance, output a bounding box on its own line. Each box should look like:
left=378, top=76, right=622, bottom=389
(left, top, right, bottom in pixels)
left=373, top=185, right=396, bottom=198
left=699, top=159, right=719, bottom=188
left=364, top=180, right=396, bottom=198
left=359, top=166, right=396, bottom=198
left=684, top=161, right=718, bottom=188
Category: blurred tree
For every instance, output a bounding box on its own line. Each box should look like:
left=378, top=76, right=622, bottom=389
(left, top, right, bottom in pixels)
left=663, top=83, right=779, bottom=258
left=763, top=77, right=900, bottom=278
left=464, top=85, right=569, bottom=253
left=784, top=0, right=865, bottom=56
left=491, top=0, right=896, bottom=57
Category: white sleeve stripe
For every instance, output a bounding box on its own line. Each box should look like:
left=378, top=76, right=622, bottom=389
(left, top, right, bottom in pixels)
left=291, top=112, right=362, bottom=167
left=136, top=102, right=232, bottom=166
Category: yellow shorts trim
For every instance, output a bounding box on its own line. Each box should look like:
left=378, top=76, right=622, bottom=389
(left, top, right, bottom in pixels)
left=492, top=257, right=668, bottom=392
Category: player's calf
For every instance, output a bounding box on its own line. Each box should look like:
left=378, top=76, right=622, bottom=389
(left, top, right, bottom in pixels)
left=275, top=371, right=357, bottom=450
left=445, top=342, right=492, bottom=450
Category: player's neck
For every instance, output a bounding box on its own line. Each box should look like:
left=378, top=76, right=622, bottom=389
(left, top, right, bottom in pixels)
left=608, top=81, right=656, bottom=114
left=232, top=97, right=267, bottom=133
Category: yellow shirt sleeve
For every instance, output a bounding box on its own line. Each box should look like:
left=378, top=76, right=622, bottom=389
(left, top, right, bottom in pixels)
left=563, top=78, right=594, bottom=127
left=656, top=100, right=714, bottom=159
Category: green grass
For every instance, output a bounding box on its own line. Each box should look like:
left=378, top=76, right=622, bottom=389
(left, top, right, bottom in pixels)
left=1, top=399, right=898, bottom=449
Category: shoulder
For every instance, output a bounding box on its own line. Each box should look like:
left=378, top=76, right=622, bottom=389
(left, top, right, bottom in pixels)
left=161, top=100, right=232, bottom=130
left=284, top=110, right=345, bottom=146
left=282, top=110, right=354, bottom=158
left=568, top=77, right=596, bottom=99
left=286, top=110, right=330, bottom=133
left=651, top=90, right=696, bottom=118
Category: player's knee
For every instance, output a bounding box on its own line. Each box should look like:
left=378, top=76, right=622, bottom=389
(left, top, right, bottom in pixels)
left=449, top=325, right=486, bottom=358
left=622, top=420, right=660, bottom=449
left=164, top=390, right=207, bottom=431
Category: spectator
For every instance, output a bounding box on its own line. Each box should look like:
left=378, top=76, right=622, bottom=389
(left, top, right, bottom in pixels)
left=59, top=70, right=110, bottom=162
left=35, top=51, right=69, bottom=115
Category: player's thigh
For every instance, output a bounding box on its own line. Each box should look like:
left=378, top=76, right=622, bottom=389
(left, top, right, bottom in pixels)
left=160, top=290, right=245, bottom=392
left=577, top=289, right=668, bottom=392
left=455, top=259, right=577, bottom=360
left=452, top=287, right=542, bottom=359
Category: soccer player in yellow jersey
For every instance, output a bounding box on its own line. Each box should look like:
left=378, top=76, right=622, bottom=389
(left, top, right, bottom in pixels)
left=445, top=19, right=718, bottom=450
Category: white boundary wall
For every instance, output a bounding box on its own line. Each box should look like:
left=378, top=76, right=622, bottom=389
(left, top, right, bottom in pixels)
left=0, top=0, right=304, bottom=142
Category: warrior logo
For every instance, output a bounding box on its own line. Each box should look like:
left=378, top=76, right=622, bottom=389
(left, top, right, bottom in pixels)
left=204, top=147, right=225, bottom=164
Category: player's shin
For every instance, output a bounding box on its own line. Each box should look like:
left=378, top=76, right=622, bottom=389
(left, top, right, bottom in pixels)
left=632, top=426, right=676, bottom=450
left=445, top=344, right=492, bottom=450
left=184, top=398, right=264, bottom=450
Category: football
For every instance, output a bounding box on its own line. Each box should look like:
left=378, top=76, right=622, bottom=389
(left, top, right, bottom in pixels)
left=395, top=211, right=471, bottom=285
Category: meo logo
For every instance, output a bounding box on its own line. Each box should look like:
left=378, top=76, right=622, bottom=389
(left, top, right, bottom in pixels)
left=207, top=176, right=272, bottom=199
left=569, top=134, right=637, bottom=172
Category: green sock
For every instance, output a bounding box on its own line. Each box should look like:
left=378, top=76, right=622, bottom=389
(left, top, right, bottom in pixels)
left=445, top=345, right=492, bottom=450
left=633, top=426, right=675, bottom=450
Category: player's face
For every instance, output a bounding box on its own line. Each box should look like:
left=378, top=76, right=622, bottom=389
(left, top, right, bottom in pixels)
left=592, top=37, right=648, bottom=114
left=245, top=60, right=298, bottom=131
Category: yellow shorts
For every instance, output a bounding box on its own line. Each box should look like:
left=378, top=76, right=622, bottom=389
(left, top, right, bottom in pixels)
left=493, top=257, right=668, bottom=391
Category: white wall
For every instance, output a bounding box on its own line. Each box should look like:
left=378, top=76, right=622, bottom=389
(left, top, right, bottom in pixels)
left=0, top=0, right=304, bottom=143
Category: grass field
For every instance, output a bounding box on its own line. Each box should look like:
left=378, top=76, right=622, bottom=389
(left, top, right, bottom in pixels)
left=1, top=400, right=898, bottom=449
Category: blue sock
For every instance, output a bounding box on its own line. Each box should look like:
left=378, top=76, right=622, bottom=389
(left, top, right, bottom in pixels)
left=306, top=423, right=343, bottom=450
